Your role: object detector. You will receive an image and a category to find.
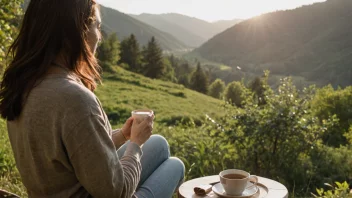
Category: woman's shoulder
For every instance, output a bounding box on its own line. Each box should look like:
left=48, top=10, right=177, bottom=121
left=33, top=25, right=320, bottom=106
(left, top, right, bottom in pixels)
left=30, top=75, right=102, bottom=116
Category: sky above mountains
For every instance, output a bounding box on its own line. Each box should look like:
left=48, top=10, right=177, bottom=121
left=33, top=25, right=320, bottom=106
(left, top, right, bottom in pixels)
left=97, top=0, right=326, bottom=21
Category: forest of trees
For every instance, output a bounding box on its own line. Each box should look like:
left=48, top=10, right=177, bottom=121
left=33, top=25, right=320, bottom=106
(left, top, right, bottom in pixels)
left=98, top=33, right=214, bottom=95
left=97, top=35, right=290, bottom=107
left=98, top=33, right=274, bottom=103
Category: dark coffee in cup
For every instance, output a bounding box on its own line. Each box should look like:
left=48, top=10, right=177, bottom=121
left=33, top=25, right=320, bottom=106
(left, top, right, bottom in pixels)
left=219, top=169, right=258, bottom=196
left=223, top=174, right=246, bottom=180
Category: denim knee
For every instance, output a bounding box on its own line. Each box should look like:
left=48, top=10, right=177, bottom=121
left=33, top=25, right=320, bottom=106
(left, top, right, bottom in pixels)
left=168, top=157, right=185, bottom=185
left=148, top=135, right=170, bottom=157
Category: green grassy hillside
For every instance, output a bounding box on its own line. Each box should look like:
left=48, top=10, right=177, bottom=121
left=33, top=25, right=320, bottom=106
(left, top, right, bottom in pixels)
left=100, top=6, right=188, bottom=51
left=96, top=67, right=223, bottom=127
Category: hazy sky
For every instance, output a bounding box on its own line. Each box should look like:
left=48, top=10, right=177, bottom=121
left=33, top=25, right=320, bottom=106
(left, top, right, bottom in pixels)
left=96, top=0, right=326, bottom=22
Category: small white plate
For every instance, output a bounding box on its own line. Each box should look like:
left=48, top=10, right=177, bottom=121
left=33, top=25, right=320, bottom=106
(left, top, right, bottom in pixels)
left=212, top=182, right=259, bottom=198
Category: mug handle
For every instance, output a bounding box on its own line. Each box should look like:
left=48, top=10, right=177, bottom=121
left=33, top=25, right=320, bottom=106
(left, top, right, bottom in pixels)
left=246, top=175, right=258, bottom=189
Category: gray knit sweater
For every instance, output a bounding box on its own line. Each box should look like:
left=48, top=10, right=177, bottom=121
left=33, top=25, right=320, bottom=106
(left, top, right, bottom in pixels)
left=7, top=69, right=141, bottom=198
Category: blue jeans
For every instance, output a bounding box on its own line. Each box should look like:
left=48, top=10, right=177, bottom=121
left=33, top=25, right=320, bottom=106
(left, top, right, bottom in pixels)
left=117, top=135, right=185, bottom=198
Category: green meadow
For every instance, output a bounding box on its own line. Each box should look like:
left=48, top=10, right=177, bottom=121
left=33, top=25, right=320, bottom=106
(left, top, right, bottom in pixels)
left=96, top=67, right=224, bottom=128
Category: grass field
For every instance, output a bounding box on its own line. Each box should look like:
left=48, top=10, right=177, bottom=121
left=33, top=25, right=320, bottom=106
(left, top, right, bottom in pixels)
left=96, top=67, right=224, bottom=127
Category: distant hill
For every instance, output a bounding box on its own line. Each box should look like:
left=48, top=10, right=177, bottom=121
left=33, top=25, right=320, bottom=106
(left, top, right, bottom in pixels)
left=100, top=6, right=188, bottom=51
left=130, top=13, right=205, bottom=47
left=212, top=19, right=243, bottom=32
left=131, top=13, right=242, bottom=47
left=195, top=0, right=352, bottom=87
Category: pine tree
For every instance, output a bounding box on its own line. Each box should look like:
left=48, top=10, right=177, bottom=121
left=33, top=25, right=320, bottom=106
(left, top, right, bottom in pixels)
left=190, top=62, right=209, bottom=94
left=178, top=74, right=190, bottom=87
left=208, top=79, right=226, bottom=99
left=97, top=33, right=120, bottom=65
left=169, top=54, right=177, bottom=68
left=179, top=62, right=191, bottom=76
left=143, top=37, right=165, bottom=79
left=119, top=34, right=141, bottom=72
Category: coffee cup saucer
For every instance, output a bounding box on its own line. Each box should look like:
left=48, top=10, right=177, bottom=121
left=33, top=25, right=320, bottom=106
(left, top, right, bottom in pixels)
left=212, top=182, right=258, bottom=198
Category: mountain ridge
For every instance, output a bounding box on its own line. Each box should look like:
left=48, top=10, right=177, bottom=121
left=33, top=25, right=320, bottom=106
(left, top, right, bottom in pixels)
left=100, top=6, right=188, bottom=51
left=131, top=13, right=242, bottom=47
left=195, top=0, right=352, bottom=87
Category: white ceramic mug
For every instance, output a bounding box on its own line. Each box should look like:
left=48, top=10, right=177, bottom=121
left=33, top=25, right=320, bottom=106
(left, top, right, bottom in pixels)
left=219, top=169, right=258, bottom=196
left=131, top=109, right=153, bottom=124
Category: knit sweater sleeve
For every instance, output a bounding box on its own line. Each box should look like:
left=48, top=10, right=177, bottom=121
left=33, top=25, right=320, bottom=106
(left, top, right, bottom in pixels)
left=63, top=114, right=142, bottom=198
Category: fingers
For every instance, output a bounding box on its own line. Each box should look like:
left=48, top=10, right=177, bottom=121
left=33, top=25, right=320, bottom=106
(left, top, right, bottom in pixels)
left=140, top=117, right=153, bottom=132
left=147, top=115, right=153, bottom=122
left=126, top=117, right=134, bottom=125
left=127, top=117, right=134, bottom=122
left=140, top=115, right=153, bottom=124
left=148, top=122, right=153, bottom=133
left=125, top=117, right=134, bottom=127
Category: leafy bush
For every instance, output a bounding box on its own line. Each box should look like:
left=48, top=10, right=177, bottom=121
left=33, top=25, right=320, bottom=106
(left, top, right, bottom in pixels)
left=310, top=145, right=352, bottom=189
left=0, top=171, right=27, bottom=197
left=224, top=81, right=249, bottom=107
left=0, top=118, right=27, bottom=196
left=0, top=0, right=23, bottom=64
left=157, top=124, right=235, bottom=180
left=208, top=79, right=226, bottom=99
left=312, top=86, right=352, bottom=147
left=99, top=61, right=116, bottom=73
left=0, top=119, right=15, bottom=175
left=312, top=182, right=352, bottom=198
left=206, top=78, right=350, bottom=196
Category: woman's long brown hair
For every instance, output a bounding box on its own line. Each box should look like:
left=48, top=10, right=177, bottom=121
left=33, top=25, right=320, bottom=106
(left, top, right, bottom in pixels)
left=0, top=0, right=101, bottom=121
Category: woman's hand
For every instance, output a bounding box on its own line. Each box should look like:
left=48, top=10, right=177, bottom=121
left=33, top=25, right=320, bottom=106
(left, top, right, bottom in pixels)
left=121, top=117, right=134, bottom=140
left=130, top=115, right=154, bottom=146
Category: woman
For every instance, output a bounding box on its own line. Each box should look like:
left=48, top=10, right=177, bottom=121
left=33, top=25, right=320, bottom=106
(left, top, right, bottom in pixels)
left=0, top=0, right=184, bottom=197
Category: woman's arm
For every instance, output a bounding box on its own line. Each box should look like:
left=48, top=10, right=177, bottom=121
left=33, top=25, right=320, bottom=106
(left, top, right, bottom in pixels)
left=112, top=117, right=134, bottom=149
left=112, top=129, right=127, bottom=149
left=64, top=114, right=142, bottom=198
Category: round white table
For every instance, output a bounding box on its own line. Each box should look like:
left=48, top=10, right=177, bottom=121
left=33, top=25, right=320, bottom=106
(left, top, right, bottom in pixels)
left=178, top=175, right=288, bottom=198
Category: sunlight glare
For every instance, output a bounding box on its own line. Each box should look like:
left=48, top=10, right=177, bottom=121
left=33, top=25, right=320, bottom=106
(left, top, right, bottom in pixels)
left=97, top=0, right=327, bottom=21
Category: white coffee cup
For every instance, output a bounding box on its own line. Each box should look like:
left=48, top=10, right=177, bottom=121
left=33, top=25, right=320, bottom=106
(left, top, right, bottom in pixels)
left=219, top=169, right=258, bottom=196
left=131, top=109, right=153, bottom=124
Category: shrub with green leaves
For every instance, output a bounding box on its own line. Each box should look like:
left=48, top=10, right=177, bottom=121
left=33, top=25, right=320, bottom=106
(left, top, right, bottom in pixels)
left=207, top=77, right=342, bottom=196
left=309, top=145, right=352, bottom=190
left=208, top=79, right=225, bottom=99
left=156, top=123, right=235, bottom=180
left=312, top=85, right=352, bottom=147
left=224, top=81, right=249, bottom=107
left=0, top=118, right=26, bottom=196
left=312, top=182, right=352, bottom=198
left=0, top=0, right=23, bottom=71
